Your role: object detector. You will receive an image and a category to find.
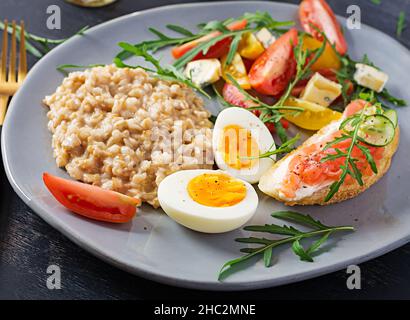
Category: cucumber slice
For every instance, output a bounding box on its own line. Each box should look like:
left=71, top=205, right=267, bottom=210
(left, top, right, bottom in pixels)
left=358, top=114, right=395, bottom=147
left=383, top=109, right=398, bottom=128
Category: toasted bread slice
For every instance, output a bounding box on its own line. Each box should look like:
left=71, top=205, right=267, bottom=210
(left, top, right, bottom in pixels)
left=258, top=121, right=400, bottom=206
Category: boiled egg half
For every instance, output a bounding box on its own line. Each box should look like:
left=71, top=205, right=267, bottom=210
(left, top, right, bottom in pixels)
left=158, top=169, right=258, bottom=233
left=212, top=107, right=275, bottom=183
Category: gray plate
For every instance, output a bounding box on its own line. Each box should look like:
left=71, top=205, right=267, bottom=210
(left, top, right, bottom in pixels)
left=2, top=1, right=410, bottom=291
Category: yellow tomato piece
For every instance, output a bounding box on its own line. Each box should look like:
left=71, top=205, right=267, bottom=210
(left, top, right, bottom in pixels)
left=221, top=53, right=251, bottom=89
left=238, top=32, right=265, bottom=60
left=302, top=35, right=341, bottom=71
left=283, top=97, right=342, bottom=131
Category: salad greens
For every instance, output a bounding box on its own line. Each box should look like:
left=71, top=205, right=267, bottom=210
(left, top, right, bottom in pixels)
left=219, top=210, right=354, bottom=280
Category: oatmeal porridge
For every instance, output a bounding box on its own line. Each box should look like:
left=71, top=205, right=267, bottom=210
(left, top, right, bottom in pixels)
left=44, top=65, right=214, bottom=208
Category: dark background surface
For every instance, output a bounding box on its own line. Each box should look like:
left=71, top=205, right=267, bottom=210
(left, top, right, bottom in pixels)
left=0, top=0, right=409, bottom=300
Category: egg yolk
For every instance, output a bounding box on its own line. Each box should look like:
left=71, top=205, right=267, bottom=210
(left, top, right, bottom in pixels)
left=220, top=125, right=259, bottom=170
left=187, top=173, right=247, bottom=207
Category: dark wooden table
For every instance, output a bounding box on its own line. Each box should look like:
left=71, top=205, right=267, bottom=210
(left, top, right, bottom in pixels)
left=1, top=0, right=409, bottom=300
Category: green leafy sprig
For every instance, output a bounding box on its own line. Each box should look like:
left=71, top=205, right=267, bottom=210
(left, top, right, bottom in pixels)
left=247, top=133, right=301, bottom=160
left=224, top=74, right=303, bottom=143
left=221, top=35, right=325, bottom=143
left=114, top=42, right=210, bottom=98
left=218, top=211, right=354, bottom=280
left=320, top=106, right=377, bottom=202
left=116, top=12, right=294, bottom=66
left=397, top=11, right=406, bottom=37
left=56, top=63, right=105, bottom=75
left=322, top=38, right=407, bottom=108
left=274, top=34, right=327, bottom=109
left=0, top=22, right=88, bottom=58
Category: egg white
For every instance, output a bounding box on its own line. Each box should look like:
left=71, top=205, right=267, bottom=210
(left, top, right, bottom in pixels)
left=158, top=169, right=258, bottom=233
left=212, top=107, right=275, bottom=184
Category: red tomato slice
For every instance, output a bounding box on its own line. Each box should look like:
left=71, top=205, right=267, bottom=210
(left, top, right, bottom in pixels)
left=299, top=0, right=348, bottom=55
left=222, top=83, right=289, bottom=133
left=43, top=173, right=140, bottom=223
left=222, top=82, right=256, bottom=108
left=242, top=58, right=254, bottom=73
left=171, top=19, right=247, bottom=60
left=249, top=28, right=298, bottom=96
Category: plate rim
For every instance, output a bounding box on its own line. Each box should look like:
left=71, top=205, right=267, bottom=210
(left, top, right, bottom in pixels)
left=2, top=1, right=410, bottom=291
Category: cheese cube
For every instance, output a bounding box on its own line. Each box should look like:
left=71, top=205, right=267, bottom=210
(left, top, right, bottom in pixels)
left=354, top=63, right=388, bottom=93
left=300, top=72, right=342, bottom=107
left=255, top=28, right=276, bottom=49
left=184, top=59, right=221, bottom=87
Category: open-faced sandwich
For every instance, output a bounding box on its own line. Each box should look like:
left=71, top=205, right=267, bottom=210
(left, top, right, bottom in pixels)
left=259, top=99, right=400, bottom=205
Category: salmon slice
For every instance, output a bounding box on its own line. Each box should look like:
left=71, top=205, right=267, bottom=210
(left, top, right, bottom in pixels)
left=258, top=99, right=399, bottom=205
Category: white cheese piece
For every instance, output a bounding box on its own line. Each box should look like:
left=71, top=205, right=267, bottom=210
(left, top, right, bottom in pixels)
left=300, top=72, right=342, bottom=107
left=255, top=27, right=276, bottom=49
left=354, top=63, right=389, bottom=93
left=184, top=59, right=221, bottom=87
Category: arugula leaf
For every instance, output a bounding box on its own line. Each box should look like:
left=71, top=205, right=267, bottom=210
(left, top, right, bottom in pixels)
left=272, top=211, right=329, bottom=230
left=255, top=134, right=300, bottom=159
left=378, top=88, right=407, bottom=107
left=292, top=239, right=314, bottom=262
left=166, top=24, right=195, bottom=36
left=263, top=248, right=273, bottom=267
left=242, top=11, right=294, bottom=30
left=275, top=120, right=289, bottom=144
left=225, top=33, right=242, bottom=65
left=397, top=11, right=406, bottom=37
left=306, top=231, right=331, bottom=255
left=56, top=63, right=105, bottom=75
left=244, top=224, right=302, bottom=236
left=173, top=30, right=248, bottom=69
left=349, top=158, right=364, bottom=186
left=0, top=22, right=88, bottom=58
left=115, top=42, right=210, bottom=98
left=273, top=35, right=326, bottom=109
left=236, top=237, right=276, bottom=245
left=323, top=133, right=351, bottom=150
left=356, top=143, right=378, bottom=174
left=219, top=211, right=354, bottom=280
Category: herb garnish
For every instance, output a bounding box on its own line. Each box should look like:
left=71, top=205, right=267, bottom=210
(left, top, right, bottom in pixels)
left=221, top=35, right=325, bottom=143
left=274, top=34, right=327, bottom=109
left=320, top=106, right=378, bottom=202
left=114, top=42, right=211, bottom=98
left=218, top=210, right=354, bottom=280
left=321, top=34, right=408, bottom=108
left=224, top=74, right=303, bottom=143
left=0, top=22, right=88, bottom=58
left=255, top=134, right=301, bottom=159
left=56, top=64, right=105, bottom=75
left=396, top=11, right=406, bottom=37
left=116, top=12, right=294, bottom=67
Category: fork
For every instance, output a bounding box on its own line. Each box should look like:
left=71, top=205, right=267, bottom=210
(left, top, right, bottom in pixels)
left=0, top=20, right=27, bottom=125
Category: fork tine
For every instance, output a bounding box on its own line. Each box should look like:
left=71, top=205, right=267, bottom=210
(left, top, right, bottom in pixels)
left=18, top=20, right=27, bottom=83
left=8, top=21, right=17, bottom=83
left=1, top=19, right=8, bottom=83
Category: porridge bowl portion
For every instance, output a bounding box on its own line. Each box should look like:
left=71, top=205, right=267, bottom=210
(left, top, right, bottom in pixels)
left=44, top=65, right=214, bottom=208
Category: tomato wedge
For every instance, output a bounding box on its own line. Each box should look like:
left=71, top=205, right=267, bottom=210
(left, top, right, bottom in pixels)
left=299, top=0, right=348, bottom=55
left=248, top=28, right=298, bottom=96
left=171, top=19, right=247, bottom=60
left=43, top=173, right=140, bottom=223
left=222, top=83, right=289, bottom=133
